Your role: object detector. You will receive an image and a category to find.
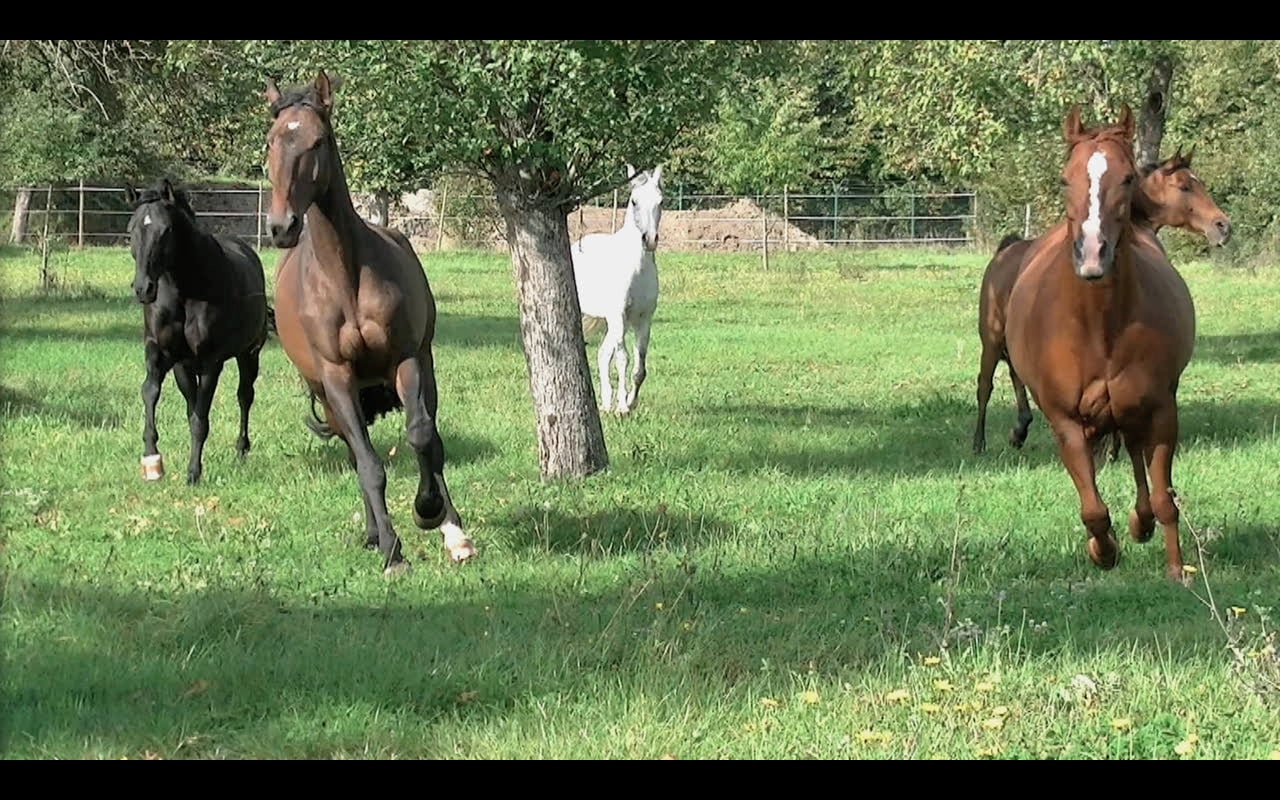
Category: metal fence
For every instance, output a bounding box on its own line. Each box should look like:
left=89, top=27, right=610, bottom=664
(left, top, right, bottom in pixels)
left=2, top=183, right=978, bottom=255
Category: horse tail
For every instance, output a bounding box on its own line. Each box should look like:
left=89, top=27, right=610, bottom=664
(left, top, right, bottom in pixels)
left=1092, top=431, right=1123, bottom=473
left=582, top=315, right=606, bottom=337
left=303, top=383, right=404, bottom=441
left=997, top=233, right=1023, bottom=253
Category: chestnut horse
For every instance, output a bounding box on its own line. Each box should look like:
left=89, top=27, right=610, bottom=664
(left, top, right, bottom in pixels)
left=263, top=71, right=476, bottom=574
left=1004, top=105, right=1196, bottom=583
left=973, top=146, right=1230, bottom=455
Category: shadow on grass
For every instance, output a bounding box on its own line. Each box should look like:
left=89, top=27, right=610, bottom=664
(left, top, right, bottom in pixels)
left=435, top=313, right=520, bottom=350
left=0, top=382, right=128, bottom=430
left=1194, top=330, right=1280, bottom=365
left=683, top=394, right=1280, bottom=478
left=5, top=524, right=1276, bottom=757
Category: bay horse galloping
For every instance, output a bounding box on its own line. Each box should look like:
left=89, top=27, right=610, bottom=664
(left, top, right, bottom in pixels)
left=973, top=145, right=1230, bottom=455
left=127, top=178, right=270, bottom=485
left=1004, top=105, right=1196, bottom=584
left=263, top=70, right=476, bottom=574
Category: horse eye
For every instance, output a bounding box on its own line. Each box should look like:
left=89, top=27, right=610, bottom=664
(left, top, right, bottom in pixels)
left=1123, top=174, right=1135, bottom=186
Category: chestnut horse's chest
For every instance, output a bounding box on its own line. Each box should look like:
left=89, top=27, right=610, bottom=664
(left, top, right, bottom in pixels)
left=274, top=245, right=429, bottom=383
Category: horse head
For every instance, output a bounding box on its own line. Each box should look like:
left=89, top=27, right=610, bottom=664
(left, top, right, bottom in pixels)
left=1061, top=104, right=1138, bottom=281
left=625, top=163, right=664, bottom=252
left=1136, top=145, right=1232, bottom=246
left=263, top=70, right=343, bottom=248
left=124, top=177, right=195, bottom=304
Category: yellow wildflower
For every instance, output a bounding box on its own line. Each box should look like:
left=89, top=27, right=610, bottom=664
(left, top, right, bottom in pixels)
left=885, top=689, right=910, bottom=703
left=800, top=690, right=821, bottom=706
left=923, top=656, right=942, bottom=666
left=919, top=703, right=942, bottom=714
left=933, top=680, right=954, bottom=692
left=1111, top=718, right=1134, bottom=731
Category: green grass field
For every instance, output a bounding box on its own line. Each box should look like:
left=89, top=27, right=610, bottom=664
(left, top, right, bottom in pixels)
left=2, top=242, right=1279, bottom=759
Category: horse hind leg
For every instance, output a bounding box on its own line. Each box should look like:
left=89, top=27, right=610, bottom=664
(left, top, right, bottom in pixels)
left=397, top=350, right=476, bottom=564
left=234, top=348, right=261, bottom=459
left=973, top=340, right=1000, bottom=454
left=1009, top=365, right=1035, bottom=448
left=1123, top=428, right=1156, bottom=545
left=623, top=311, right=653, bottom=414
left=1145, top=402, right=1188, bottom=584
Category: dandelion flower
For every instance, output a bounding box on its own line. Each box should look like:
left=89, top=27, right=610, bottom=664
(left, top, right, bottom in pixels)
left=654, top=602, right=665, bottom=611
left=1182, top=565, right=1198, bottom=574
left=760, top=697, right=780, bottom=709
left=992, top=705, right=1010, bottom=717
left=1174, top=739, right=1196, bottom=756
left=975, top=681, right=996, bottom=692
left=920, top=703, right=942, bottom=714
left=1111, top=717, right=1133, bottom=731
left=800, top=690, right=821, bottom=706
left=982, top=716, right=1004, bottom=730
left=1230, top=606, right=1246, bottom=617
left=857, top=730, right=891, bottom=744
left=933, top=680, right=954, bottom=692
left=923, top=656, right=942, bottom=666
left=885, top=689, right=910, bottom=703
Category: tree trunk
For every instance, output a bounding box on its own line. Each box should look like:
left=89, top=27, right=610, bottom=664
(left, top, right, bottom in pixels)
left=1137, top=56, right=1174, bottom=167
left=10, top=188, right=32, bottom=244
left=370, top=190, right=392, bottom=227
left=494, top=186, right=609, bottom=479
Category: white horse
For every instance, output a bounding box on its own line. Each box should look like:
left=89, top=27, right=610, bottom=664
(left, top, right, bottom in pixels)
left=572, top=164, right=663, bottom=416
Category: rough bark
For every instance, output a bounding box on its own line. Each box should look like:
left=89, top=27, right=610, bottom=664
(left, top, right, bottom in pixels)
left=495, top=186, right=608, bottom=479
left=10, top=188, right=32, bottom=244
left=1137, top=57, right=1174, bottom=167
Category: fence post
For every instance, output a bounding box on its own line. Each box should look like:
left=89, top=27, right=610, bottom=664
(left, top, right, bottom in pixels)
left=761, top=193, right=769, bottom=270
left=77, top=180, right=85, bottom=247
left=678, top=184, right=684, bottom=212
left=436, top=184, right=449, bottom=252
left=832, top=184, right=840, bottom=243
left=611, top=188, right=619, bottom=231
left=1024, top=203, right=1031, bottom=239
left=256, top=184, right=264, bottom=250
left=782, top=189, right=790, bottom=252
left=910, top=193, right=916, bottom=243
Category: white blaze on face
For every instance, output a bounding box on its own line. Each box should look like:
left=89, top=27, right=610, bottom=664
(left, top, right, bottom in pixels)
left=1079, top=150, right=1109, bottom=274
left=286, top=120, right=301, bottom=131
left=143, top=213, right=152, bottom=226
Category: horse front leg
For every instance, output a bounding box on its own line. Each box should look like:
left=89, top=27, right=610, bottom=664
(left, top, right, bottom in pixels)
left=185, top=361, right=224, bottom=485
left=234, top=348, right=261, bottom=460
left=397, top=350, right=476, bottom=563
left=623, top=311, right=653, bottom=415
left=321, top=364, right=405, bottom=575
left=140, top=342, right=175, bottom=481
left=1052, top=419, right=1117, bottom=570
left=597, top=317, right=624, bottom=414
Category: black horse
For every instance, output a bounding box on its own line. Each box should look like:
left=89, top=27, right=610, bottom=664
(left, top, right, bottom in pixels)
left=126, top=178, right=272, bottom=484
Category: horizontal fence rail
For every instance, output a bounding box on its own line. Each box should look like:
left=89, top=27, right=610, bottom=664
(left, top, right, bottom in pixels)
left=2, top=183, right=978, bottom=257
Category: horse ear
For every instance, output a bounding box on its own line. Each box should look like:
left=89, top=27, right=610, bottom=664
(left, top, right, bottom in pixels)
left=162, top=177, right=176, bottom=204
left=314, top=70, right=335, bottom=112
left=1117, top=103, right=1135, bottom=139
left=264, top=77, right=281, bottom=106
left=124, top=183, right=137, bottom=206
left=1184, top=144, right=1196, bottom=166
left=1063, top=104, right=1085, bottom=142
left=626, top=163, right=637, bottom=180
left=652, top=164, right=663, bottom=185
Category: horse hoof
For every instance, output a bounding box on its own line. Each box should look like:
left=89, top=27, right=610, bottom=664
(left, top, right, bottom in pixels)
left=413, top=505, right=447, bottom=530
left=442, top=521, right=477, bottom=563
left=141, top=454, right=165, bottom=481
left=186, top=471, right=201, bottom=486
left=448, top=540, right=478, bottom=564
left=383, top=559, right=413, bottom=578
left=1087, top=534, right=1120, bottom=570
left=1128, top=510, right=1155, bottom=543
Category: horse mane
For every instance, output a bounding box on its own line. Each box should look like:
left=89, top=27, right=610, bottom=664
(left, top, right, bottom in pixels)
left=131, top=179, right=197, bottom=221
left=269, top=81, right=337, bottom=119
left=997, top=233, right=1023, bottom=252
left=1066, top=122, right=1136, bottom=166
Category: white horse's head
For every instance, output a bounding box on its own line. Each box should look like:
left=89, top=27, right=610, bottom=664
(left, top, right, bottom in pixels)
left=625, top=163, right=664, bottom=252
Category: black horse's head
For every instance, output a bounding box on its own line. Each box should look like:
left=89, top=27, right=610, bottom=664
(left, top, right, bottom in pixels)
left=124, top=178, right=196, bottom=304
